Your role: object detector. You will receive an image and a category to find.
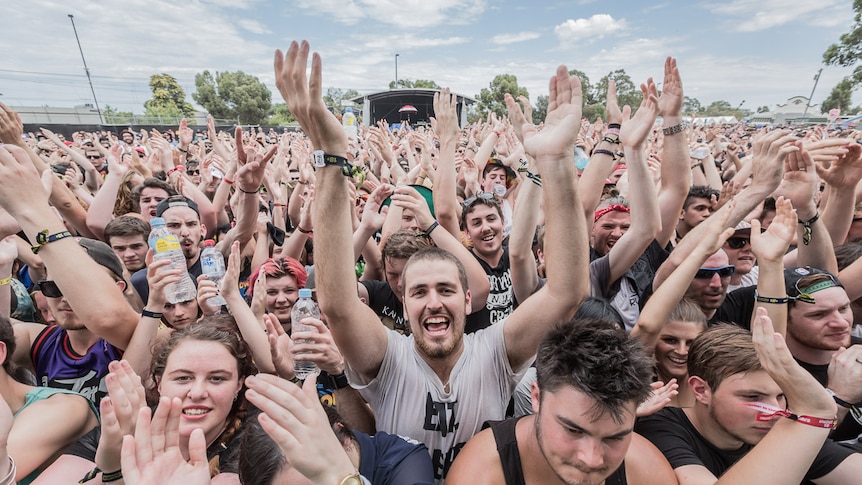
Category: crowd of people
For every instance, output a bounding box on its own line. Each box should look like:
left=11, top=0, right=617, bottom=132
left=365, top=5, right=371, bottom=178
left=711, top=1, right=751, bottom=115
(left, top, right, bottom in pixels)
left=0, top=39, right=859, bottom=484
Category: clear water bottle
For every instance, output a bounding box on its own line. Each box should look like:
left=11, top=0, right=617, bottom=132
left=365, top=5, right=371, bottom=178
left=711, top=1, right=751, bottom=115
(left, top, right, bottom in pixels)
left=342, top=106, right=357, bottom=139
left=148, top=218, right=197, bottom=304
left=200, top=239, right=226, bottom=307
left=574, top=146, right=590, bottom=170
left=291, top=288, right=320, bottom=380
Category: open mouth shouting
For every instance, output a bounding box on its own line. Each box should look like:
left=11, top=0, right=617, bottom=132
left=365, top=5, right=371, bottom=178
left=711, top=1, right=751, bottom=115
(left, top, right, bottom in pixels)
left=423, top=315, right=451, bottom=337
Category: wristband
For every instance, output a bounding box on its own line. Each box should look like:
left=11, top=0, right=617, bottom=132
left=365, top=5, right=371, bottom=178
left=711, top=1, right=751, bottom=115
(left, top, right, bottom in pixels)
left=329, top=371, right=351, bottom=390
left=593, top=149, right=615, bottom=159
left=525, top=171, right=542, bottom=187
left=0, top=275, right=11, bottom=286
left=101, top=469, right=123, bottom=483
left=745, top=402, right=836, bottom=429
left=222, top=177, right=234, bottom=185
left=798, top=212, right=819, bottom=246
left=166, top=165, right=185, bottom=177
left=691, top=162, right=703, bottom=171
left=602, top=136, right=620, bottom=145
left=177, top=146, right=189, bottom=153
left=32, top=230, right=73, bottom=254
left=607, top=123, right=621, bottom=130
left=422, top=221, right=439, bottom=237
left=273, top=203, right=287, bottom=207
left=755, top=294, right=790, bottom=304
left=141, top=309, right=163, bottom=320
left=0, top=457, right=14, bottom=485
left=605, top=128, right=620, bottom=136
left=826, top=389, right=855, bottom=409
left=297, top=226, right=313, bottom=235
left=662, top=121, right=689, bottom=136
left=238, top=185, right=259, bottom=194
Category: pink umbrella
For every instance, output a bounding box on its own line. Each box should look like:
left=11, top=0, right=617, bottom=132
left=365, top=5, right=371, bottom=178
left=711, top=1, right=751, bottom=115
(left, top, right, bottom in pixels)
left=398, top=105, right=418, bottom=113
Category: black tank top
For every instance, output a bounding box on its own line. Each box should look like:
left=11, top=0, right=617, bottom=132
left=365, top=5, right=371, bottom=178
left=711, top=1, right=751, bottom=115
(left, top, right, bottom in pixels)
left=487, top=418, right=628, bottom=485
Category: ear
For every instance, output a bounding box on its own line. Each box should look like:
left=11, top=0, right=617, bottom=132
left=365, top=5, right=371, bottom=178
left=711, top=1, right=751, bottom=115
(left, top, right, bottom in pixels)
left=530, top=380, right=541, bottom=414
left=0, top=342, right=7, bottom=367
left=116, top=280, right=127, bottom=293
left=464, top=289, right=472, bottom=316
left=689, top=375, right=712, bottom=406
left=679, top=208, right=685, bottom=221
left=200, top=223, right=207, bottom=239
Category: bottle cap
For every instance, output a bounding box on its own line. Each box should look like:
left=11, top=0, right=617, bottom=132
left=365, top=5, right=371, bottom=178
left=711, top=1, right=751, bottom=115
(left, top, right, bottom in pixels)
left=150, top=217, right=165, bottom=226
left=298, top=288, right=313, bottom=298
left=204, top=239, right=215, bottom=247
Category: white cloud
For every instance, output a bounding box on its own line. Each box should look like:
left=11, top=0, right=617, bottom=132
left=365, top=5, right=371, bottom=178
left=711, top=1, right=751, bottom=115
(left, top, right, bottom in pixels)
left=555, top=14, right=627, bottom=44
left=491, top=32, right=540, bottom=45
left=707, top=0, right=849, bottom=32
left=237, top=19, right=271, bottom=35
left=294, top=0, right=487, bottom=28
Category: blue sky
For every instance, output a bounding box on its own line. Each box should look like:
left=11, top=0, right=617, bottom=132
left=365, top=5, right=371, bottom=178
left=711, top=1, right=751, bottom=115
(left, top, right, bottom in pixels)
left=1, top=0, right=859, bottom=116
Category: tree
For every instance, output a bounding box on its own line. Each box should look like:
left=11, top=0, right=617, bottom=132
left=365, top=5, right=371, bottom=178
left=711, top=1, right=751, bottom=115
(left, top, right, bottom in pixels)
left=193, top=70, right=272, bottom=125
left=322, top=88, right=360, bottom=113
left=476, top=74, right=529, bottom=118
left=683, top=96, right=704, bottom=115
left=388, top=79, right=441, bottom=89
left=568, top=69, right=595, bottom=105
left=103, top=105, right=134, bottom=124
left=595, top=69, right=642, bottom=112
left=757, top=105, right=770, bottom=113
left=533, top=95, right=548, bottom=124
left=702, top=100, right=745, bottom=118
left=821, top=79, right=855, bottom=114
left=266, top=103, right=296, bottom=126
left=144, top=74, right=195, bottom=118
left=582, top=103, right=606, bottom=123
left=823, top=0, right=862, bottom=86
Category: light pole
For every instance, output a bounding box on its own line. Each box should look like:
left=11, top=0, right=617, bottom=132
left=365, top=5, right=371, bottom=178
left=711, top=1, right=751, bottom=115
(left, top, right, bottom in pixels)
left=68, top=14, right=103, bottom=124
left=801, top=69, right=822, bottom=123
left=395, top=53, right=399, bottom=89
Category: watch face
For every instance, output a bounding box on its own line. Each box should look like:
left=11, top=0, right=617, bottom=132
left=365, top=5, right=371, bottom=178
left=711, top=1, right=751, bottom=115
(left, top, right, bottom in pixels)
left=312, top=150, right=325, bottom=168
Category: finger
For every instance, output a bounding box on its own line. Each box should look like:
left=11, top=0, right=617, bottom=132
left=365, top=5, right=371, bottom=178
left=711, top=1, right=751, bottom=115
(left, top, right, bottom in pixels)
left=149, top=396, right=170, bottom=456
left=120, top=435, right=140, bottom=482
left=187, top=428, right=208, bottom=466
left=133, top=405, right=154, bottom=466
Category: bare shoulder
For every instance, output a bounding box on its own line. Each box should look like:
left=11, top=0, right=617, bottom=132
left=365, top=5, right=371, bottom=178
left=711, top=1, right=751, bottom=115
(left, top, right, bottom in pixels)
left=625, top=432, right=679, bottom=485
left=446, top=427, right=505, bottom=485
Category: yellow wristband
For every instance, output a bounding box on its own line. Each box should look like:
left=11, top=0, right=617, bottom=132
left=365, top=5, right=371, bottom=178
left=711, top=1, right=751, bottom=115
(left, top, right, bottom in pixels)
left=0, top=275, right=12, bottom=286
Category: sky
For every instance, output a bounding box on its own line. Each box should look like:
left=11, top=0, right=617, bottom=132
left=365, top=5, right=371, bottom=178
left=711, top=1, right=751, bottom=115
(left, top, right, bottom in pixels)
left=1, top=0, right=859, bottom=117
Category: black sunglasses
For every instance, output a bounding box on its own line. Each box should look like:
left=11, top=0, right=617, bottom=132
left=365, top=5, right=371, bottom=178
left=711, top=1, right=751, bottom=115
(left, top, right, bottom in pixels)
left=186, top=170, right=200, bottom=176
left=86, top=154, right=103, bottom=160
left=462, top=192, right=496, bottom=209
left=694, top=265, right=736, bottom=280
left=725, top=237, right=750, bottom=249
left=36, top=279, right=63, bottom=298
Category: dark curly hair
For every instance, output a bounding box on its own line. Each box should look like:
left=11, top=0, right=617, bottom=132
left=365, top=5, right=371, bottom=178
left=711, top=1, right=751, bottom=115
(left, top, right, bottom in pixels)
left=535, top=318, right=653, bottom=424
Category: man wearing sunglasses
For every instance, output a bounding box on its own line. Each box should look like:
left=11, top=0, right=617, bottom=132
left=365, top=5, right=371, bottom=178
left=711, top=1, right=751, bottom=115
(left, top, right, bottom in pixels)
left=724, top=221, right=759, bottom=292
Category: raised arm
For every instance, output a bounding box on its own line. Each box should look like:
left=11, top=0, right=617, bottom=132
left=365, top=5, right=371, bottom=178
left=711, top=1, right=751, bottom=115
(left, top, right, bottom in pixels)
left=275, top=41, right=388, bottom=378
left=605, top=79, right=661, bottom=283
left=655, top=57, right=692, bottom=247
left=815, top=142, right=862, bottom=246
left=579, top=80, right=623, bottom=232
left=502, top=67, right=588, bottom=370
left=748, top=197, right=796, bottom=336
left=431, top=88, right=463, bottom=238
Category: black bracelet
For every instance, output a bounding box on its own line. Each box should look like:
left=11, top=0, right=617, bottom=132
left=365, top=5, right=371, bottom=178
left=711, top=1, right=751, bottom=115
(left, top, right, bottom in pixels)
left=422, top=221, right=439, bottom=237
left=102, top=469, right=123, bottom=483
left=601, top=136, right=620, bottom=145
left=593, top=149, right=615, bottom=159
left=608, top=123, right=621, bottom=130
left=238, top=186, right=259, bottom=195
left=329, top=371, right=351, bottom=390
left=141, top=309, right=164, bottom=319
left=755, top=295, right=790, bottom=304
left=827, top=389, right=854, bottom=408
left=798, top=212, right=820, bottom=246
left=297, top=226, right=313, bottom=235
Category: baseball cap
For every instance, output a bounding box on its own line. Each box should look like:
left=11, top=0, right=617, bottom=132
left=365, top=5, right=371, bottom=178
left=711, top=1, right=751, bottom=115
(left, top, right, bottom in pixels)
left=76, top=237, right=126, bottom=282
left=156, top=195, right=200, bottom=218
left=784, top=266, right=843, bottom=304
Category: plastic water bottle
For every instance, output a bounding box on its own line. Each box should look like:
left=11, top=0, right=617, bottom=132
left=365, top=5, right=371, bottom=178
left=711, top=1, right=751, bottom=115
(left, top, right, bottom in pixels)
left=342, top=107, right=357, bottom=139
left=291, top=288, right=320, bottom=380
left=574, top=146, right=590, bottom=170
left=200, top=239, right=226, bottom=307
left=148, top=218, right=197, bottom=304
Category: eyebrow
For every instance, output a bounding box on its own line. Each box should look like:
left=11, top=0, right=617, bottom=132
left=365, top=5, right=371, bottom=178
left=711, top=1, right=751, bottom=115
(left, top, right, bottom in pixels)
left=557, top=415, right=633, bottom=439
left=168, top=369, right=233, bottom=376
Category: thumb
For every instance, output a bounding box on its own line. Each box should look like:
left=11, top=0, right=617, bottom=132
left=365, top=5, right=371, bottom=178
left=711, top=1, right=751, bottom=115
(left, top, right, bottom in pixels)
left=40, top=168, right=55, bottom=196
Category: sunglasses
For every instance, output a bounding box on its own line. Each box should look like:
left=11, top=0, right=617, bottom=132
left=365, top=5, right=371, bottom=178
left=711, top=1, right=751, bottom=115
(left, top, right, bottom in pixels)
left=694, top=265, right=736, bottom=279
left=792, top=274, right=842, bottom=304
left=186, top=170, right=200, bottom=176
left=36, top=279, right=63, bottom=298
left=86, top=154, right=102, bottom=160
left=725, top=237, right=750, bottom=249
left=462, top=192, right=496, bottom=209
left=355, top=194, right=369, bottom=205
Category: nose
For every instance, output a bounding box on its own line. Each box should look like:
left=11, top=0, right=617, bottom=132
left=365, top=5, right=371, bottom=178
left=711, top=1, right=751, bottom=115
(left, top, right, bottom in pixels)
left=708, top=273, right=723, bottom=287
left=188, top=378, right=208, bottom=399
left=675, top=342, right=688, bottom=355
left=426, top=289, right=444, bottom=310
left=576, top=438, right=605, bottom=470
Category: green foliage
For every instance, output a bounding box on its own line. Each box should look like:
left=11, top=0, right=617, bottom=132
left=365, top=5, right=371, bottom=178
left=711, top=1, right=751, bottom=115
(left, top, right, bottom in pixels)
left=267, top=103, right=296, bottom=125
left=702, top=100, right=745, bottom=118
left=582, top=103, right=607, bottom=123
left=388, top=79, right=441, bottom=89
left=821, top=79, right=855, bottom=113
left=322, top=88, right=360, bottom=112
left=533, top=95, right=548, bottom=124
left=193, top=70, right=272, bottom=125
left=476, top=74, right=529, bottom=119
left=594, top=70, right=642, bottom=111
left=683, top=96, right=704, bottom=115
left=568, top=69, right=595, bottom=105
left=144, top=74, right=195, bottom=117
left=103, top=105, right=134, bottom=124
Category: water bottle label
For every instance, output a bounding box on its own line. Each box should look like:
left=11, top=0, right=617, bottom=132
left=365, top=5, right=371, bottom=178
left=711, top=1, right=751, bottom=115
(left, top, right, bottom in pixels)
left=153, top=235, right=181, bottom=252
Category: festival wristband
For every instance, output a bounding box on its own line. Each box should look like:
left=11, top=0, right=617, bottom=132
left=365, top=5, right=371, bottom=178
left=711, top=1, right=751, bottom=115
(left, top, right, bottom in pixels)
left=745, top=402, right=836, bottom=429
left=31, top=230, right=73, bottom=254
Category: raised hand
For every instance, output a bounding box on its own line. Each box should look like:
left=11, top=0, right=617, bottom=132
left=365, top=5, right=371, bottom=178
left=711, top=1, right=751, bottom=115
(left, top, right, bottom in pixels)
left=619, top=79, right=659, bottom=149
left=750, top=196, right=796, bottom=263
left=266, top=314, right=295, bottom=379
left=289, top=318, right=345, bottom=376
left=97, top=360, right=149, bottom=474
left=274, top=41, right=347, bottom=156
left=605, top=79, right=623, bottom=125
left=657, top=57, right=683, bottom=118
left=0, top=102, right=24, bottom=144
left=815, top=142, right=862, bottom=189
left=636, top=379, right=679, bottom=417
